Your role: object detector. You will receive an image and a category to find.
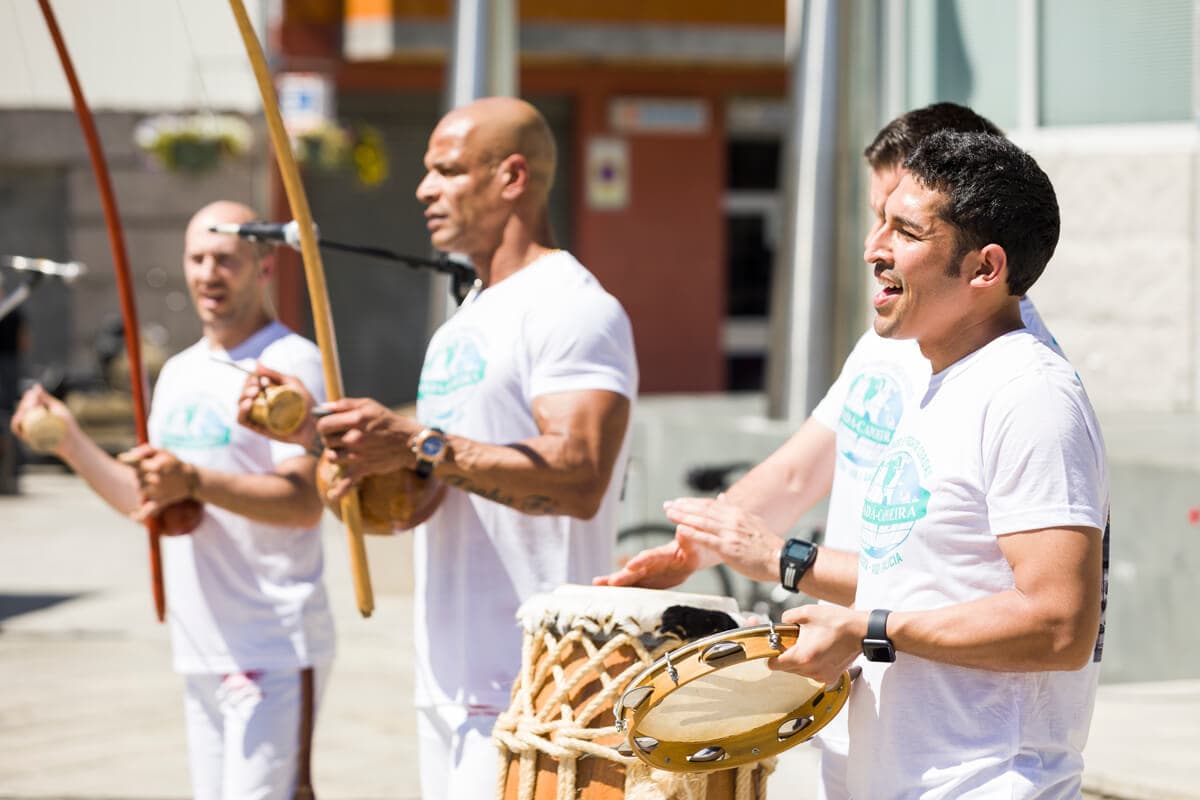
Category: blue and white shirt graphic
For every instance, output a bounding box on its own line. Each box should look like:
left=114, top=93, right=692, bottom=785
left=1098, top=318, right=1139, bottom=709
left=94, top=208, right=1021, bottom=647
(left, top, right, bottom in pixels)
left=417, top=326, right=489, bottom=430
left=860, top=435, right=931, bottom=574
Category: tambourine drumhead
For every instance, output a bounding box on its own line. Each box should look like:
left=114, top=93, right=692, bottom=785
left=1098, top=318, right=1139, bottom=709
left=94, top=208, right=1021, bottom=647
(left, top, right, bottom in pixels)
left=615, top=623, right=851, bottom=773
left=636, top=659, right=826, bottom=741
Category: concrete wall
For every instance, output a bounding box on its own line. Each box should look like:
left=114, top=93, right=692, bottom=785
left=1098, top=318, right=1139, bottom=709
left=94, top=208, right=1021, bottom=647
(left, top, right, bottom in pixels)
left=1020, top=127, right=1199, bottom=415
left=0, top=109, right=270, bottom=380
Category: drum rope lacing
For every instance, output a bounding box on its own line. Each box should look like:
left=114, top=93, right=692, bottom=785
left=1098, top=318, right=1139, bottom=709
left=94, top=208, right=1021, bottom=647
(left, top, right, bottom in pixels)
left=493, top=615, right=773, bottom=800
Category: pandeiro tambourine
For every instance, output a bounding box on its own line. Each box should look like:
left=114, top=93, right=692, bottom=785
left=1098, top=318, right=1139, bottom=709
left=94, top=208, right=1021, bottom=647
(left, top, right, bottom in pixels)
left=613, top=621, right=853, bottom=773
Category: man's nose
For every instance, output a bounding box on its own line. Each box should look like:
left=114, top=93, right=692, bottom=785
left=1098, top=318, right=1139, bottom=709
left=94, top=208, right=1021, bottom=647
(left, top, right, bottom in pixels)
left=193, top=255, right=217, bottom=279
left=415, top=172, right=436, bottom=203
left=863, top=223, right=888, bottom=264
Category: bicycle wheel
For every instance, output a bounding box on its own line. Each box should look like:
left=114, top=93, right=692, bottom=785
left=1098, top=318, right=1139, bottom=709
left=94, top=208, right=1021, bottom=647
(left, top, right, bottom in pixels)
left=614, top=523, right=736, bottom=599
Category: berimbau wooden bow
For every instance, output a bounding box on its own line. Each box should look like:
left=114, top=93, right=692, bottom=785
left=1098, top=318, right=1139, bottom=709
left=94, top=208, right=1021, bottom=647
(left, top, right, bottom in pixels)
left=36, top=0, right=166, bottom=621
left=226, top=0, right=375, bottom=616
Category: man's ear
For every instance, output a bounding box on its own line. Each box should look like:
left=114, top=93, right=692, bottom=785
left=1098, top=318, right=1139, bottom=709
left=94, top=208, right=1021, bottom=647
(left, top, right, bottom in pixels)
left=970, top=243, right=1008, bottom=290
left=498, top=154, right=530, bottom=200
left=258, top=250, right=275, bottom=282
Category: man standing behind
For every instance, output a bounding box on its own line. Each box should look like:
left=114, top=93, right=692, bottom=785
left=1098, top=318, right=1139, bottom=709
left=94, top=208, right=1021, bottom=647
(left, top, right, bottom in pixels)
left=303, top=97, right=637, bottom=799
left=12, top=200, right=334, bottom=800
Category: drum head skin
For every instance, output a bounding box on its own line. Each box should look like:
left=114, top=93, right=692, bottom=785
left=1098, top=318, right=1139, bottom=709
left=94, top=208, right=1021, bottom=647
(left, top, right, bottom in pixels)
left=615, top=624, right=852, bottom=773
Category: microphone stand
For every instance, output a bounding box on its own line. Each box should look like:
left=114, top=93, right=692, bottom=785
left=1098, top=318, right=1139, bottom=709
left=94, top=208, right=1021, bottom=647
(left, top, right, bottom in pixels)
left=209, top=223, right=481, bottom=304
left=0, top=255, right=88, bottom=322
left=315, top=239, right=479, bottom=304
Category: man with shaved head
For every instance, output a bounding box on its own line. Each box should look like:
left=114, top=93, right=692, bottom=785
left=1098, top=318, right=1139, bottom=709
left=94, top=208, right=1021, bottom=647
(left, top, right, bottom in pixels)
left=311, top=96, right=638, bottom=797
left=12, top=200, right=333, bottom=800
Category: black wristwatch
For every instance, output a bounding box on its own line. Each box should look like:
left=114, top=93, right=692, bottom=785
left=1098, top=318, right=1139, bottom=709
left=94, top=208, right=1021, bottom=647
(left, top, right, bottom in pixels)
left=411, top=427, right=447, bottom=478
left=862, top=608, right=896, bottom=663
left=779, top=537, right=819, bottom=593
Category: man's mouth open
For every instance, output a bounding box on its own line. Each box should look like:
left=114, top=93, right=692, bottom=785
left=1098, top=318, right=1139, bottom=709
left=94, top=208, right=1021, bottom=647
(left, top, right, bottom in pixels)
left=873, top=266, right=902, bottom=308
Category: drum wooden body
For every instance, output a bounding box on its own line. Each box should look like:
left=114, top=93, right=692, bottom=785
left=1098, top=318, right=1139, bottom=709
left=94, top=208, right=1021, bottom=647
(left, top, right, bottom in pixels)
left=614, top=623, right=852, bottom=774
left=315, top=462, right=445, bottom=535
left=494, top=584, right=773, bottom=800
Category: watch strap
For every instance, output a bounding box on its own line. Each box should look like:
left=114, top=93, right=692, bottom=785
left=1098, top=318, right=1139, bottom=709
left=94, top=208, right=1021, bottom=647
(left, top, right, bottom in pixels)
left=867, top=608, right=891, bottom=640
left=862, top=608, right=896, bottom=663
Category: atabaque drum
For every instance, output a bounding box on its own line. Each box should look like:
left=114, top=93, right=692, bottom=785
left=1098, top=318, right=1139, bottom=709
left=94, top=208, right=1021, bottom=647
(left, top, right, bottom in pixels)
left=493, top=584, right=775, bottom=800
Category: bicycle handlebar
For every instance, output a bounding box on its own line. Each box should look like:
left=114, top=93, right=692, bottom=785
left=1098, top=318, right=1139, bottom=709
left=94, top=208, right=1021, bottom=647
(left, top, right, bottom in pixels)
left=685, top=461, right=754, bottom=493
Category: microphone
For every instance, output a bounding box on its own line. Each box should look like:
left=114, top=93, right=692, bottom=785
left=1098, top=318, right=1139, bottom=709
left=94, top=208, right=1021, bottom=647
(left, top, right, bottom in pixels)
left=208, top=220, right=314, bottom=248
left=1, top=255, right=88, bottom=322
left=1, top=255, right=87, bottom=283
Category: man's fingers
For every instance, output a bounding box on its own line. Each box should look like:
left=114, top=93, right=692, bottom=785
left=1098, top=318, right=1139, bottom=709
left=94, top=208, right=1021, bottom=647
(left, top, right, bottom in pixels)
left=132, top=499, right=163, bottom=523
left=326, top=476, right=356, bottom=502
left=592, top=568, right=634, bottom=587
left=663, top=504, right=711, bottom=529
left=315, top=409, right=360, bottom=437
left=674, top=523, right=723, bottom=551
left=253, top=362, right=287, bottom=383
left=663, top=497, right=715, bottom=515
left=117, top=444, right=156, bottom=466
left=619, top=542, right=676, bottom=573
left=781, top=605, right=812, bottom=625
left=239, top=381, right=262, bottom=404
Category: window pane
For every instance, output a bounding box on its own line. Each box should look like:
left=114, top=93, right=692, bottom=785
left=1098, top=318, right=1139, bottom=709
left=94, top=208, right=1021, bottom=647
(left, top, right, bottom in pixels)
left=906, top=0, right=1019, bottom=130
left=1040, top=0, right=1192, bottom=125
left=726, top=139, right=781, bottom=190
left=726, top=214, right=773, bottom=317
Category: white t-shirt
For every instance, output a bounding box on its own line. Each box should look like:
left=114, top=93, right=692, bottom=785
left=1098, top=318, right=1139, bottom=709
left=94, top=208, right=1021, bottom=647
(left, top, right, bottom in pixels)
left=813, top=297, right=1062, bottom=553
left=413, top=251, right=638, bottom=710
left=847, top=330, right=1109, bottom=799
left=807, top=299, right=1073, bottom=798
left=148, top=321, right=335, bottom=674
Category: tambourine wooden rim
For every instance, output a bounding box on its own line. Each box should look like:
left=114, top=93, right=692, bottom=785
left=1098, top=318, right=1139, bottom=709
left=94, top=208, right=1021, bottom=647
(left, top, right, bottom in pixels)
left=613, top=622, right=852, bottom=773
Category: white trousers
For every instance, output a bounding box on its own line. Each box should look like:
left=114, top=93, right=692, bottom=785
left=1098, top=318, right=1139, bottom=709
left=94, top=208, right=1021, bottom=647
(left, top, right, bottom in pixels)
left=183, top=667, right=328, bottom=800
left=416, top=704, right=501, bottom=800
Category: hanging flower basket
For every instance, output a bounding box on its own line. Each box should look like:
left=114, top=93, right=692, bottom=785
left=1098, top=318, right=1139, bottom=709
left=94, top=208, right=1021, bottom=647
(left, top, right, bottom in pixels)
left=134, top=113, right=253, bottom=175
left=292, top=121, right=389, bottom=188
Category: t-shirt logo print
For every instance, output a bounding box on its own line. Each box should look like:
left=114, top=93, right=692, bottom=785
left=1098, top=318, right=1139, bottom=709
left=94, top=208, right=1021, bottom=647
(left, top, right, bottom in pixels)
left=417, top=328, right=488, bottom=428
left=860, top=437, right=931, bottom=571
left=159, top=400, right=231, bottom=449
left=838, top=371, right=905, bottom=480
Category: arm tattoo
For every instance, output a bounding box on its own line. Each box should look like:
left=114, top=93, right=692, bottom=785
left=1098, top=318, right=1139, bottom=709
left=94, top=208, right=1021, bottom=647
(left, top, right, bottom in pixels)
left=518, top=495, right=558, bottom=514
left=442, top=475, right=561, bottom=514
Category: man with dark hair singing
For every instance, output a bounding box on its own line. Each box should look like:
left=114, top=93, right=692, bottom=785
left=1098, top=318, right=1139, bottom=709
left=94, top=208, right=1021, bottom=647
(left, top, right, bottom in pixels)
left=597, top=103, right=1086, bottom=799
left=651, top=132, right=1107, bottom=797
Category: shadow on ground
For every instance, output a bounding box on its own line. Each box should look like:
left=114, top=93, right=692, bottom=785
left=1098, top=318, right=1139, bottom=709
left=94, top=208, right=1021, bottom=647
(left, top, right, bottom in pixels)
left=0, top=592, right=81, bottom=625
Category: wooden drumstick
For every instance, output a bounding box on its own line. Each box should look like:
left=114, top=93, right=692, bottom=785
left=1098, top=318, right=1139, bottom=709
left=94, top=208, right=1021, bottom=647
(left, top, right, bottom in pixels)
left=16, top=405, right=67, bottom=453
left=210, top=356, right=309, bottom=437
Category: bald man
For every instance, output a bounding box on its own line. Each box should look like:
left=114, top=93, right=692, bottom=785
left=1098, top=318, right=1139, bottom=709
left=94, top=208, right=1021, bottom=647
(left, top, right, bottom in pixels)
left=308, top=97, right=638, bottom=797
left=12, top=201, right=333, bottom=800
